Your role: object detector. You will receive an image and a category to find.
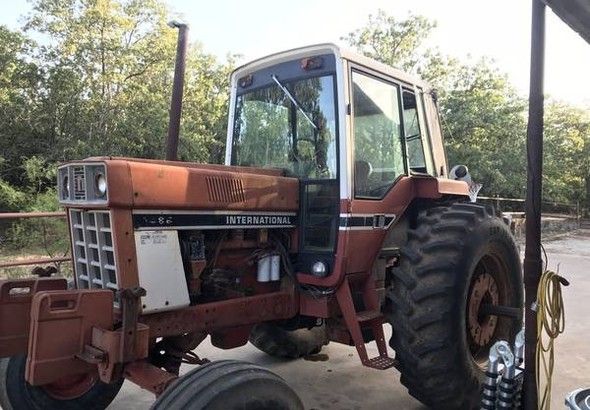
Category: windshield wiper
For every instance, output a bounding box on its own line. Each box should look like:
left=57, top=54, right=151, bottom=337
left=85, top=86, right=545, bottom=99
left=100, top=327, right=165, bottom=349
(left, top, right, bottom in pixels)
left=271, top=75, right=317, bottom=130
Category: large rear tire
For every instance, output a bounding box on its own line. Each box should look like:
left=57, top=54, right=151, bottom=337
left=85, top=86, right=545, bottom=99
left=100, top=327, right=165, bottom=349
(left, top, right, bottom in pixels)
left=387, top=203, right=523, bottom=409
left=249, top=323, right=328, bottom=359
left=152, top=360, right=303, bottom=410
left=0, top=355, right=123, bottom=410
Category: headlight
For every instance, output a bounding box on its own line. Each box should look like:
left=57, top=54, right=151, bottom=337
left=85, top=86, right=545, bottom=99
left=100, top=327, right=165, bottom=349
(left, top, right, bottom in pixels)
left=62, top=175, right=70, bottom=199
left=95, top=173, right=107, bottom=197
left=311, top=261, right=327, bottom=277
left=58, top=164, right=107, bottom=203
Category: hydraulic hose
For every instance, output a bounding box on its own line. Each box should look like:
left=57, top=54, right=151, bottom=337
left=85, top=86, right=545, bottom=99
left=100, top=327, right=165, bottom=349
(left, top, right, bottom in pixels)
left=536, top=269, right=567, bottom=409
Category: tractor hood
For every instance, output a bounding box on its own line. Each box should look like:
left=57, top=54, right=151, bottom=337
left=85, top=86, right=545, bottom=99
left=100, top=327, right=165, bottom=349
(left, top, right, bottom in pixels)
left=57, top=157, right=299, bottom=212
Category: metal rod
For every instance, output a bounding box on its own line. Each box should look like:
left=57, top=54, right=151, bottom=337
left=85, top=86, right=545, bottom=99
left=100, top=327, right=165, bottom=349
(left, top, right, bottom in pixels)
left=0, top=257, right=71, bottom=268
left=523, top=0, right=546, bottom=407
left=0, top=212, right=66, bottom=219
left=480, top=304, right=523, bottom=320
left=165, top=21, right=189, bottom=161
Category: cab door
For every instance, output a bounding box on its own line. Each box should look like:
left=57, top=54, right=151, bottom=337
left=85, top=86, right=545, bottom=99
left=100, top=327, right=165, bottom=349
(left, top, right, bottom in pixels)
left=342, top=66, right=412, bottom=274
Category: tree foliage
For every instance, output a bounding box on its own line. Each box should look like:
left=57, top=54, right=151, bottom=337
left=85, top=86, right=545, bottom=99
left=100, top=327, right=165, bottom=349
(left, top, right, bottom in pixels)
left=0, top=4, right=588, bottom=217
left=0, top=0, right=233, bottom=213
left=343, top=11, right=436, bottom=73
left=544, top=102, right=590, bottom=205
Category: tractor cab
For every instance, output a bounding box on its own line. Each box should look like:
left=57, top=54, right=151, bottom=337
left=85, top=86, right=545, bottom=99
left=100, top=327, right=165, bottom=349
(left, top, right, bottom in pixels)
left=227, top=44, right=448, bottom=278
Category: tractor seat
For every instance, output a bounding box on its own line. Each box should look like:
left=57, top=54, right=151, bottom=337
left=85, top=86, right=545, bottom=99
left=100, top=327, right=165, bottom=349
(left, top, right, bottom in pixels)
left=355, top=160, right=372, bottom=195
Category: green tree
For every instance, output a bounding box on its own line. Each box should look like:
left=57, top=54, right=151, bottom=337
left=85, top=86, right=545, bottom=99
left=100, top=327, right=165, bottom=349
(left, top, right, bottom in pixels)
left=180, top=49, right=234, bottom=163
left=0, top=0, right=234, bottom=199
left=544, top=101, right=590, bottom=207
left=19, top=0, right=233, bottom=163
left=25, top=0, right=176, bottom=158
left=0, top=26, right=42, bottom=210
left=342, top=10, right=436, bottom=73
left=436, top=60, right=528, bottom=198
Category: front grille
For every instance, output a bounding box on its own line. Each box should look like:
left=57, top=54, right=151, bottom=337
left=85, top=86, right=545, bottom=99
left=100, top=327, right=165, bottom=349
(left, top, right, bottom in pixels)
left=69, top=209, right=118, bottom=300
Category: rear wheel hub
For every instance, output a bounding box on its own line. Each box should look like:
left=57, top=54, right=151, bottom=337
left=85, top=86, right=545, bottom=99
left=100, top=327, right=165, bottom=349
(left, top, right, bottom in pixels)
left=468, top=272, right=500, bottom=348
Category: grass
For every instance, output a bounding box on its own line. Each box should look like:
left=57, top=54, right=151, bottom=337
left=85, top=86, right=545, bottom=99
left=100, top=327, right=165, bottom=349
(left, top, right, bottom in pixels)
left=0, top=249, right=73, bottom=279
left=0, top=218, right=73, bottom=279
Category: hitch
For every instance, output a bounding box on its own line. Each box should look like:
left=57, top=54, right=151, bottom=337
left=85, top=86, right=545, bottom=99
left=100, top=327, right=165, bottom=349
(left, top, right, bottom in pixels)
left=84, top=287, right=150, bottom=383
left=120, top=286, right=147, bottom=363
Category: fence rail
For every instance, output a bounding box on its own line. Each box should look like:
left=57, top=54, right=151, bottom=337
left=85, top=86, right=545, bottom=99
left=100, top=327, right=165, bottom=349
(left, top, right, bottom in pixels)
left=0, top=211, right=70, bottom=270
left=477, top=196, right=582, bottom=217
left=0, top=211, right=66, bottom=219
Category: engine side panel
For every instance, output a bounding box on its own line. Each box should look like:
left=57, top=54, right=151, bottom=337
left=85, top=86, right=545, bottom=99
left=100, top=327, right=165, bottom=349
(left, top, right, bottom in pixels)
left=124, top=160, right=299, bottom=211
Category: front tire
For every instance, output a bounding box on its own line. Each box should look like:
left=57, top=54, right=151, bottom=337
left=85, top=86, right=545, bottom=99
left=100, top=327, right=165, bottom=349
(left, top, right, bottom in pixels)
left=0, top=355, right=123, bottom=410
left=152, top=360, right=303, bottom=410
left=387, top=203, right=523, bottom=409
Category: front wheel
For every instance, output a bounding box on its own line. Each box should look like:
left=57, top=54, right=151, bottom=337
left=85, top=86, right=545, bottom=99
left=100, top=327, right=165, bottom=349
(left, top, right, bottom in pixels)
left=0, top=355, right=123, bottom=410
left=152, top=360, right=303, bottom=410
left=387, top=203, right=523, bottom=409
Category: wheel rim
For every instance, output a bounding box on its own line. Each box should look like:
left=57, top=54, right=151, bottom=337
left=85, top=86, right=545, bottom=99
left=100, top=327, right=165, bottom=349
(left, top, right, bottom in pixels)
left=42, top=373, right=97, bottom=400
left=466, top=253, right=512, bottom=366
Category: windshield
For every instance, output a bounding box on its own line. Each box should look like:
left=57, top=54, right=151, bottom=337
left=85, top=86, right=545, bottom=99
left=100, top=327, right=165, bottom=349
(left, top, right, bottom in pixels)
left=231, top=75, right=337, bottom=179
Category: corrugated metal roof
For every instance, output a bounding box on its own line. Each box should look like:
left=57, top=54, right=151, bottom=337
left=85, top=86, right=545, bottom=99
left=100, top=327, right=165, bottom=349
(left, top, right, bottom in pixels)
left=545, top=0, right=590, bottom=44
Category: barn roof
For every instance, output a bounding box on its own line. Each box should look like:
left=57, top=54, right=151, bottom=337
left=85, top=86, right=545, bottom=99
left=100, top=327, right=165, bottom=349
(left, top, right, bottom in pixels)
left=545, top=0, right=590, bottom=43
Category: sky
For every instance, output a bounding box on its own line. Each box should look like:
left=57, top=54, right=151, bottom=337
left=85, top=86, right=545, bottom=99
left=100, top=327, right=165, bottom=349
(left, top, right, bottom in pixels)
left=2, top=0, right=589, bottom=106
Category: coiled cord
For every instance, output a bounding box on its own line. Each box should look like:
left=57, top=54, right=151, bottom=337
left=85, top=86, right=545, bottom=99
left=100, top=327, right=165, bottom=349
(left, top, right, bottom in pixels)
left=536, top=268, right=567, bottom=409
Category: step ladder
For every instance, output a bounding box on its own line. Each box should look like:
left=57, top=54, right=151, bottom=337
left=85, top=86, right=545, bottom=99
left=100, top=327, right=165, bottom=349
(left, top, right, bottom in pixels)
left=335, top=274, right=396, bottom=370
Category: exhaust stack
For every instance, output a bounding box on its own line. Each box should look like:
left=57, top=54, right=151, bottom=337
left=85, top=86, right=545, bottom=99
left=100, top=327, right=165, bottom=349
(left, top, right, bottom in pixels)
left=166, top=20, right=189, bottom=161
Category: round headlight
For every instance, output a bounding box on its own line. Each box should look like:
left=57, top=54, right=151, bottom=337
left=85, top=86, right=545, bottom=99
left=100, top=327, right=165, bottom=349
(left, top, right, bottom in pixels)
left=95, top=173, right=107, bottom=197
left=311, top=261, right=328, bottom=277
left=62, top=175, right=70, bottom=199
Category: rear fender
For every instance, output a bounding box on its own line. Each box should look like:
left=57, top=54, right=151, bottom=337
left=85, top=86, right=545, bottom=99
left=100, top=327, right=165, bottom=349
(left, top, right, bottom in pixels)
left=0, top=277, right=67, bottom=358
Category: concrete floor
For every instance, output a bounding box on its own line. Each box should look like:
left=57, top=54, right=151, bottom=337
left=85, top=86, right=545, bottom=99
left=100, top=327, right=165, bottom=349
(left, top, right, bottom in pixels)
left=109, top=229, right=590, bottom=409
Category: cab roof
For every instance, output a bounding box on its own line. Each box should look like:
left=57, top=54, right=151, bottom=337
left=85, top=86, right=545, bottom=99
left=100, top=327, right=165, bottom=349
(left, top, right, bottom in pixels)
left=231, top=43, right=431, bottom=91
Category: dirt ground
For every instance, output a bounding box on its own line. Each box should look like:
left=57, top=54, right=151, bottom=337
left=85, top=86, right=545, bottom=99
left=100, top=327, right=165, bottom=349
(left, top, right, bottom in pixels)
left=108, top=228, right=590, bottom=409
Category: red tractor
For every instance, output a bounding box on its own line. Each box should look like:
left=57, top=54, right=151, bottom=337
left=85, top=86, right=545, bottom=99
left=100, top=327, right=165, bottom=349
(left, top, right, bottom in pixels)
left=0, top=44, right=523, bottom=409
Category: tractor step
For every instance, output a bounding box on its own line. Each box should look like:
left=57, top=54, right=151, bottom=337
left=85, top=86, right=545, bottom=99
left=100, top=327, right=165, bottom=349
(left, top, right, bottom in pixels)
left=356, top=310, right=383, bottom=324
left=365, top=356, right=397, bottom=370
left=335, top=275, right=395, bottom=371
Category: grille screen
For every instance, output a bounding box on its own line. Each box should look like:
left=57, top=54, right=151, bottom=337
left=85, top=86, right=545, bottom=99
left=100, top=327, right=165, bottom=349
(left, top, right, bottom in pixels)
left=206, top=176, right=245, bottom=203
left=72, top=166, right=86, bottom=200
left=70, top=209, right=118, bottom=299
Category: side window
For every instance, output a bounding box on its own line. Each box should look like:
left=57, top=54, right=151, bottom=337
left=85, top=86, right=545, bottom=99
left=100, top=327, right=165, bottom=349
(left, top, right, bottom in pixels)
left=402, top=90, right=435, bottom=175
left=352, top=71, right=405, bottom=199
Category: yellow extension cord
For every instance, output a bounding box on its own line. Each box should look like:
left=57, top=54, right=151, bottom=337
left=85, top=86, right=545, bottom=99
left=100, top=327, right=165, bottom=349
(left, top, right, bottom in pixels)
left=536, top=268, right=566, bottom=410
